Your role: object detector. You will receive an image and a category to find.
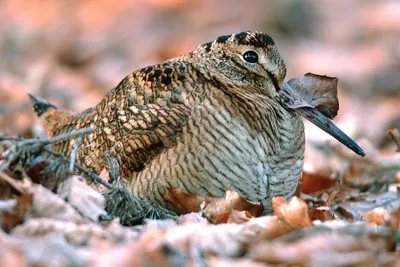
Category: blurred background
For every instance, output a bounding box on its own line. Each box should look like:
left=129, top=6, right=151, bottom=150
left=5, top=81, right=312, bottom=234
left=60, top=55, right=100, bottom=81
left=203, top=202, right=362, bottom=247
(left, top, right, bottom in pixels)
left=1, top=0, right=399, bottom=154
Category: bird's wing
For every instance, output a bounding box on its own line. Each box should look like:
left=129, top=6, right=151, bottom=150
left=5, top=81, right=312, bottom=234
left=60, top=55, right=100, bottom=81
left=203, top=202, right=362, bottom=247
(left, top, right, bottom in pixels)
left=86, top=102, right=192, bottom=177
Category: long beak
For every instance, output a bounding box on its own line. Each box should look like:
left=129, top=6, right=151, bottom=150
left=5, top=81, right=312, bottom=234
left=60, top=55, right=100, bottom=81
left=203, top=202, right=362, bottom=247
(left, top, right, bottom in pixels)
left=294, top=107, right=366, bottom=157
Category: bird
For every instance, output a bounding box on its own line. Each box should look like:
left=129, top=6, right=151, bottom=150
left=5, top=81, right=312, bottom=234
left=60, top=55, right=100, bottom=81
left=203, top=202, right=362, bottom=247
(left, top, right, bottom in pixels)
left=29, top=31, right=364, bottom=214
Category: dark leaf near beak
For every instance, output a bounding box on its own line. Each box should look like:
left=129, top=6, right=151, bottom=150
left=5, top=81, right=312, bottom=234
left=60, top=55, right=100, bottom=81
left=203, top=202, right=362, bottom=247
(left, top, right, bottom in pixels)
left=279, top=73, right=365, bottom=157
left=282, top=73, right=339, bottom=119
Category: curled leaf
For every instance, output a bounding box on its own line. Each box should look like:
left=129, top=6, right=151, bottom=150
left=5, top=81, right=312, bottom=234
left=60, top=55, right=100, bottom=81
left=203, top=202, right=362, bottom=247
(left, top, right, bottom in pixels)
left=281, top=73, right=339, bottom=119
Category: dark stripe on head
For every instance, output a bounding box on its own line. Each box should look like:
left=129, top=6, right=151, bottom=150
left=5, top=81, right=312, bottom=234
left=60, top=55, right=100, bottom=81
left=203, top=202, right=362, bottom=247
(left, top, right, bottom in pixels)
left=216, top=34, right=231, bottom=44
left=235, top=31, right=275, bottom=48
left=203, top=41, right=212, bottom=52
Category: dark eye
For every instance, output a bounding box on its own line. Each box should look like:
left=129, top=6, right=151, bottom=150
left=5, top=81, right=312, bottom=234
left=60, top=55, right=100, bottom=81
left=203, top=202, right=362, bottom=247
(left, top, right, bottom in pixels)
left=242, top=50, right=258, bottom=63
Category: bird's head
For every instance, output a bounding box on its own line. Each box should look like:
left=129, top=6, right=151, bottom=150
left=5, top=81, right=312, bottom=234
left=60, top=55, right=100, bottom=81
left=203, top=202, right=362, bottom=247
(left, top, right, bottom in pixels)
left=196, top=31, right=286, bottom=98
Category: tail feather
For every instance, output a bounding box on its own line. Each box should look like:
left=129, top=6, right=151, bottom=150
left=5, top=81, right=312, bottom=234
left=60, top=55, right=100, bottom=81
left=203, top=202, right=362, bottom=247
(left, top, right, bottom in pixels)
left=28, top=94, right=57, bottom=117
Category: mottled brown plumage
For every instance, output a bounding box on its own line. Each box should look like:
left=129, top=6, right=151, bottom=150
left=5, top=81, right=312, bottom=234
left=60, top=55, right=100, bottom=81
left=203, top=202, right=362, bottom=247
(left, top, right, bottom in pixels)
left=30, top=31, right=305, bottom=214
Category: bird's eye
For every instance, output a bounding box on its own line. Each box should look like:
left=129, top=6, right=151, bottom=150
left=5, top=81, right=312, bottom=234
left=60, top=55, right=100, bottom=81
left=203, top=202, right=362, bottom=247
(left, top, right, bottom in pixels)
left=242, top=50, right=258, bottom=63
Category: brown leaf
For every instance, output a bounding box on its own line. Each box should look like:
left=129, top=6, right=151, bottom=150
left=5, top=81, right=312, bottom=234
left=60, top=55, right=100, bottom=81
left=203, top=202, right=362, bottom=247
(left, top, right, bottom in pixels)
left=163, top=188, right=263, bottom=223
left=281, top=73, right=339, bottom=119
left=58, top=176, right=106, bottom=222
left=387, top=209, right=400, bottom=230
left=227, top=209, right=252, bottom=224
left=333, top=191, right=400, bottom=221
left=205, top=191, right=264, bottom=224
left=308, top=187, right=358, bottom=221
left=388, top=128, right=400, bottom=152
left=360, top=207, right=389, bottom=226
left=206, top=257, right=266, bottom=267
left=11, top=218, right=139, bottom=246
left=272, top=197, right=313, bottom=229
left=308, top=206, right=335, bottom=222
left=163, top=188, right=206, bottom=214
left=250, top=224, right=396, bottom=266
left=301, top=171, right=337, bottom=194
left=1, top=229, right=85, bottom=266
left=0, top=193, right=32, bottom=233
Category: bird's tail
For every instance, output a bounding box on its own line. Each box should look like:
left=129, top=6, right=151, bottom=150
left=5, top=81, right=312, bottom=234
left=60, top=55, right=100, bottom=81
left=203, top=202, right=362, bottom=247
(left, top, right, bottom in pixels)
left=28, top=94, right=57, bottom=117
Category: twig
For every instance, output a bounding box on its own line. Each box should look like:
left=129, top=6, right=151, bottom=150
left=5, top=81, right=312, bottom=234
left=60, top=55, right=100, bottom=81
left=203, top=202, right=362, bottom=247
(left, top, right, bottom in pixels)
left=18, top=128, right=94, bottom=147
left=67, top=134, right=84, bottom=202
left=388, top=128, right=400, bottom=152
left=68, top=135, right=83, bottom=174
left=0, top=136, right=25, bottom=142
left=0, top=171, right=24, bottom=194
left=43, top=147, right=112, bottom=189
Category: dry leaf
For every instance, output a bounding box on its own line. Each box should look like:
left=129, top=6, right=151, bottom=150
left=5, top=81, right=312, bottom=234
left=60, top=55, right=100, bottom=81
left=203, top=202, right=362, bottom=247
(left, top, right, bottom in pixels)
left=360, top=207, right=389, bottom=226
left=11, top=218, right=139, bottom=246
left=162, top=222, right=246, bottom=257
left=163, top=188, right=205, bottom=214
left=0, top=193, right=33, bottom=233
left=164, top=188, right=263, bottom=223
left=301, top=171, right=337, bottom=194
left=388, top=128, right=400, bottom=152
left=281, top=73, right=339, bottom=119
left=26, top=183, right=83, bottom=223
left=206, top=256, right=266, bottom=267
left=308, top=205, right=335, bottom=222
left=250, top=225, right=396, bottom=266
left=333, top=191, right=400, bottom=221
left=205, top=191, right=263, bottom=224
left=387, top=209, right=400, bottom=230
left=58, top=176, right=106, bottom=222
left=273, top=197, right=313, bottom=229
left=227, top=209, right=252, bottom=224
left=1, top=230, right=85, bottom=266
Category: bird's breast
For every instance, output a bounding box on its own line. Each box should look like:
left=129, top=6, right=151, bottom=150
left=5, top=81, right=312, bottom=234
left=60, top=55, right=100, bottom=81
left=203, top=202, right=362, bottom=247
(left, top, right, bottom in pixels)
left=131, top=97, right=305, bottom=214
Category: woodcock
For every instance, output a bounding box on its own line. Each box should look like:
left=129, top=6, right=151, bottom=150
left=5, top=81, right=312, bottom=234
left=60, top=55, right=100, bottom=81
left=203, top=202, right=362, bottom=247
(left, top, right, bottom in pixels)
left=29, top=31, right=365, bottom=214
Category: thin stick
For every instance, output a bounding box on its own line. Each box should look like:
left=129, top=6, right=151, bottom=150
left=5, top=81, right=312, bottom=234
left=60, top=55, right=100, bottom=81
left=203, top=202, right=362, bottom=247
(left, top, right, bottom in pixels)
left=69, top=135, right=83, bottom=174
left=19, top=128, right=94, bottom=147
left=44, top=147, right=112, bottom=189
left=67, top=134, right=84, bottom=202
left=0, top=136, right=25, bottom=142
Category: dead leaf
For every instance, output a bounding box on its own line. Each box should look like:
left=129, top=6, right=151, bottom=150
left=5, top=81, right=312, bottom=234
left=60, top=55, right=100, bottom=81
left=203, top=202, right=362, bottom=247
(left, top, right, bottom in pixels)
left=273, top=197, right=313, bottom=229
left=11, top=218, right=139, bottom=246
left=164, top=188, right=263, bottom=223
left=1, top=230, right=85, bottom=266
left=333, top=191, right=400, bottom=221
left=205, top=191, right=264, bottom=224
left=58, top=176, right=106, bottom=222
left=309, top=206, right=335, bottom=222
left=27, top=183, right=83, bottom=223
left=301, top=171, right=337, bottom=194
left=360, top=207, right=389, bottom=226
left=281, top=73, right=339, bottom=119
left=388, top=128, right=400, bottom=152
left=206, top=256, right=266, bottom=267
left=387, top=209, right=400, bottom=230
left=308, top=187, right=359, bottom=221
left=163, top=188, right=205, bottom=214
left=250, top=224, right=396, bottom=266
left=227, top=209, right=252, bottom=224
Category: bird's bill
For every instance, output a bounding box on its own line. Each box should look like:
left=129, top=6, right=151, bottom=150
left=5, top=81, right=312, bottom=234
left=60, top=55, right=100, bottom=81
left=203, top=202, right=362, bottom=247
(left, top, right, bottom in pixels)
left=294, top=107, right=366, bottom=157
